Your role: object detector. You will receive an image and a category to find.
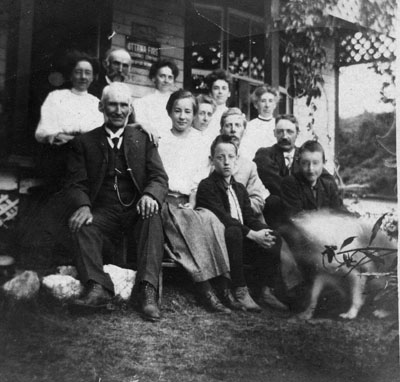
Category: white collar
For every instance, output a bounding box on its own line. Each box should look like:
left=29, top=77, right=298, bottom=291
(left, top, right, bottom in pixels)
left=70, top=88, right=88, bottom=96
left=105, top=126, right=125, bottom=138
left=257, top=115, right=273, bottom=122
left=283, top=149, right=295, bottom=158
left=104, top=126, right=125, bottom=149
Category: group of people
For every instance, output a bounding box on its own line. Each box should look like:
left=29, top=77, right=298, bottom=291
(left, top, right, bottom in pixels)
left=31, top=47, right=345, bottom=322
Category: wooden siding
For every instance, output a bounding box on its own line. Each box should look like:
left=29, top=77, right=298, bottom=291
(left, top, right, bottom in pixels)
left=0, top=7, right=8, bottom=114
left=111, top=0, right=186, bottom=99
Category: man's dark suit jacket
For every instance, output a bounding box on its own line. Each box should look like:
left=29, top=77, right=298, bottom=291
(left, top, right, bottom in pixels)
left=196, top=171, right=267, bottom=237
left=281, top=172, right=343, bottom=218
left=64, top=124, right=168, bottom=212
left=254, top=144, right=300, bottom=196
left=89, top=73, right=109, bottom=99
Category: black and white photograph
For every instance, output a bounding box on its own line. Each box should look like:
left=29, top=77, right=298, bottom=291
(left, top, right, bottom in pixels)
left=0, top=0, right=398, bottom=381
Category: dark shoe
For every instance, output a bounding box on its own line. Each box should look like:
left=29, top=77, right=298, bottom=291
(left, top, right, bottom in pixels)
left=260, top=286, right=289, bottom=311
left=140, top=282, right=161, bottom=322
left=74, top=282, right=113, bottom=307
left=234, top=286, right=262, bottom=312
left=220, top=289, right=246, bottom=311
left=202, top=290, right=231, bottom=314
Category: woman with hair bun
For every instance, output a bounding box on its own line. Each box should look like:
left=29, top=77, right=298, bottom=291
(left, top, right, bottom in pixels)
left=240, top=84, right=279, bottom=160
left=133, top=58, right=179, bottom=139
left=35, top=51, right=102, bottom=146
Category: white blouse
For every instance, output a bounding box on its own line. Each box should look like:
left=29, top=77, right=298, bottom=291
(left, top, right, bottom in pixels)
left=240, top=116, right=276, bottom=160
left=35, top=89, right=103, bottom=144
left=133, top=90, right=172, bottom=139
left=158, top=128, right=210, bottom=196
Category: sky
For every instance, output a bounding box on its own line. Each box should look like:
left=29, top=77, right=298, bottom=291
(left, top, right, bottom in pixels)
left=339, top=63, right=395, bottom=118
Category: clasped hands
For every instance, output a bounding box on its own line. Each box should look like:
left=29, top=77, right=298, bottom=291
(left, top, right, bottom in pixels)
left=247, top=228, right=276, bottom=249
left=68, top=195, right=158, bottom=233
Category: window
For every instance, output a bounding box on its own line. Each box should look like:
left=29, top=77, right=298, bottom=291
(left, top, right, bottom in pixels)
left=227, top=10, right=265, bottom=82
left=186, top=1, right=291, bottom=116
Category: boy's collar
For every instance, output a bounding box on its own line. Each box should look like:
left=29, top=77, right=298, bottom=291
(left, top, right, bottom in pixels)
left=296, top=171, right=321, bottom=188
left=211, top=170, right=236, bottom=188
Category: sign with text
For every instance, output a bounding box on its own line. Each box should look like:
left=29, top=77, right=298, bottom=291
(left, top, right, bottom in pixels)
left=126, top=36, right=160, bottom=69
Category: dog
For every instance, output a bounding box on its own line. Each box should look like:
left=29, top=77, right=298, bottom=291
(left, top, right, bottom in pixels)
left=279, top=209, right=397, bottom=320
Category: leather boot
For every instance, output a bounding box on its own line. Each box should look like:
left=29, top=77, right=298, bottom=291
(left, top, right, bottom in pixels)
left=140, top=282, right=161, bottom=322
left=220, top=289, right=246, bottom=311
left=260, top=286, right=289, bottom=311
left=74, top=281, right=113, bottom=307
left=234, top=286, right=262, bottom=312
left=202, top=290, right=231, bottom=314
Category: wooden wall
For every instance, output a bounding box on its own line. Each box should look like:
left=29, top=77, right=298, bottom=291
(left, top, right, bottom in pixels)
left=0, top=6, right=8, bottom=138
left=111, top=0, right=186, bottom=99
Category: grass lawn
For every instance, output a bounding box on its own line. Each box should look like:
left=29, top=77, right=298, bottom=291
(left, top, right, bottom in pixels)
left=0, top=270, right=398, bottom=382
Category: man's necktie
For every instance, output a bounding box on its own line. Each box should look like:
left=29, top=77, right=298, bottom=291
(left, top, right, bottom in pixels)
left=284, top=155, right=292, bottom=174
left=111, top=137, right=120, bottom=152
left=311, top=185, right=317, bottom=199
left=227, top=185, right=243, bottom=224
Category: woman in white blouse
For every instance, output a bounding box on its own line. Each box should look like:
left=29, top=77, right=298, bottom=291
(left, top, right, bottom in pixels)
left=35, top=51, right=103, bottom=190
left=35, top=53, right=103, bottom=146
left=203, top=69, right=233, bottom=141
left=240, top=85, right=279, bottom=160
left=158, top=89, right=244, bottom=314
left=133, top=59, right=179, bottom=139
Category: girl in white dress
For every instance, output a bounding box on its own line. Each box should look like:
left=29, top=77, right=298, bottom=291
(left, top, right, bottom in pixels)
left=159, top=89, right=244, bottom=313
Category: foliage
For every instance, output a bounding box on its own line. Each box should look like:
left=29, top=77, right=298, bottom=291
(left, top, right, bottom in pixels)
left=337, top=111, right=396, bottom=195
left=279, top=0, right=396, bottom=105
left=360, top=0, right=397, bottom=37
left=322, top=212, right=397, bottom=276
left=278, top=0, right=337, bottom=106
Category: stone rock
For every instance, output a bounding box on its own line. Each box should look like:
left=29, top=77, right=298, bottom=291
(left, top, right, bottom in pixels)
left=42, top=274, right=83, bottom=300
left=57, top=265, right=78, bottom=279
left=2, top=270, right=40, bottom=299
left=104, top=264, right=136, bottom=300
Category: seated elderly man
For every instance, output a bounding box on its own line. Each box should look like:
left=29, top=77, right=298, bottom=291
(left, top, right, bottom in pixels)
left=64, top=82, right=168, bottom=321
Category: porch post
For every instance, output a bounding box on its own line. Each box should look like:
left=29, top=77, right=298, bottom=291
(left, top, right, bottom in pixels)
left=264, top=0, right=280, bottom=88
left=13, top=0, right=34, bottom=154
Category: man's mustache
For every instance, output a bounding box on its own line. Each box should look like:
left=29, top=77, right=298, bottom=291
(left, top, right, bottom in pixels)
left=278, top=138, right=291, bottom=145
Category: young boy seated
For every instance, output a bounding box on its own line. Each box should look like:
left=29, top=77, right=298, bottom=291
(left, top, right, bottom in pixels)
left=281, top=140, right=344, bottom=218
left=196, top=135, right=288, bottom=312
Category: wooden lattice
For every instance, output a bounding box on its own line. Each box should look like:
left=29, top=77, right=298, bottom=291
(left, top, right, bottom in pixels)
left=338, top=30, right=395, bottom=66
left=0, top=194, right=18, bottom=228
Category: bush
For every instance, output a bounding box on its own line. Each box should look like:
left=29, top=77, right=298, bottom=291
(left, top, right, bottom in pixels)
left=337, top=111, right=396, bottom=196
